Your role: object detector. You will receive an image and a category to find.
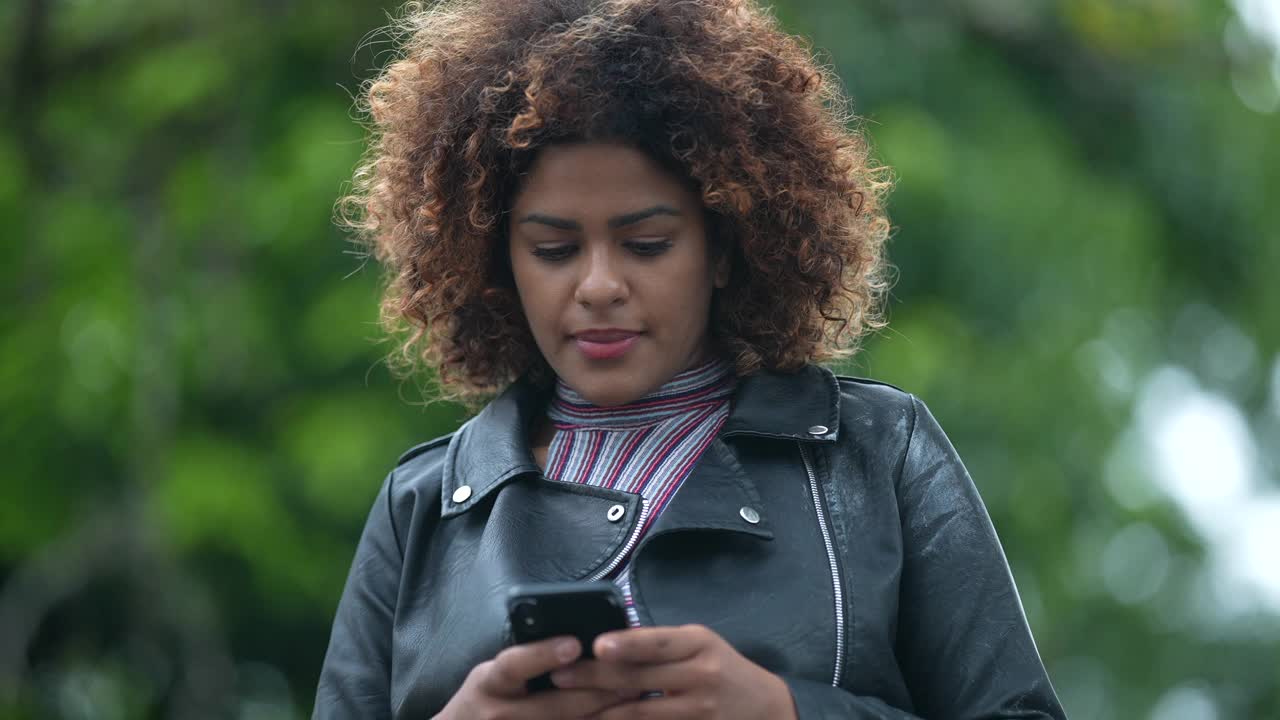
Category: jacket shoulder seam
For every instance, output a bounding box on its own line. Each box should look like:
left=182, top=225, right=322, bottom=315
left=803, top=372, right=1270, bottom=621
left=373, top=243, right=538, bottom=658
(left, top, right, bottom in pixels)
left=395, top=432, right=456, bottom=467
left=384, top=469, right=404, bottom=560
left=386, top=433, right=455, bottom=558
left=833, top=375, right=917, bottom=423
left=833, top=374, right=908, bottom=394
left=896, top=394, right=922, bottom=503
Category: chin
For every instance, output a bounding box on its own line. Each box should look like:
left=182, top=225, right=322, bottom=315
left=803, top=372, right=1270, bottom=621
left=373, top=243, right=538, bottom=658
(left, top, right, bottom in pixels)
left=562, top=369, right=651, bottom=407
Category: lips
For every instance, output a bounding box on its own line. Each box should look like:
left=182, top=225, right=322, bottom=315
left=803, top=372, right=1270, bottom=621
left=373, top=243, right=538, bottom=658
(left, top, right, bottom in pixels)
left=574, top=329, right=639, bottom=343
left=573, top=329, right=641, bottom=360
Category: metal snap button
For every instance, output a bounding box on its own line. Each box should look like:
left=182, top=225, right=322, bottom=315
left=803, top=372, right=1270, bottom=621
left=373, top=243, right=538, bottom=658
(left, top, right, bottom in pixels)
left=606, top=504, right=626, bottom=522
left=739, top=506, right=760, bottom=524
left=451, top=485, right=472, bottom=503
left=807, top=425, right=829, bottom=436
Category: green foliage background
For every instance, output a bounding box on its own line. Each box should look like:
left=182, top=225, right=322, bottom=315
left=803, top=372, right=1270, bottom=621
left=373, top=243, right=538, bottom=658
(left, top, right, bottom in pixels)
left=2, top=0, right=1277, bottom=717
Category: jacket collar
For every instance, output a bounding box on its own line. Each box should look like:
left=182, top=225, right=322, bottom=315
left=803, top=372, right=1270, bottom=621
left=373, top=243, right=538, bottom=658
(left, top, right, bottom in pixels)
left=720, top=363, right=841, bottom=442
left=441, top=364, right=841, bottom=518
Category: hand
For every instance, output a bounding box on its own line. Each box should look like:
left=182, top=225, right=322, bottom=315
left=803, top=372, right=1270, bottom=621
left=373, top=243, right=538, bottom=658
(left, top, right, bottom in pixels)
left=549, top=624, right=798, bottom=720
left=434, top=636, right=635, bottom=720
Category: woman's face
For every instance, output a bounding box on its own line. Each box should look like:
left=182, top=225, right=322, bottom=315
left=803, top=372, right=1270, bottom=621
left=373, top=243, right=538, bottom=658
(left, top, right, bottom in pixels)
left=508, top=141, right=727, bottom=407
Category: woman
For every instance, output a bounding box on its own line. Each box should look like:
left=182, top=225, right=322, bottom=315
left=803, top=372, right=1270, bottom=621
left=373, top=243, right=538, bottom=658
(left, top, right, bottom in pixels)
left=316, top=0, right=1067, bottom=718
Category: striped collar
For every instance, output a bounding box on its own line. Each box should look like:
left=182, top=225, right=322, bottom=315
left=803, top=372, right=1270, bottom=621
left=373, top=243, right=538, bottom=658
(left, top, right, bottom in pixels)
left=439, top=364, right=841, bottom=518
left=548, top=360, right=735, bottom=431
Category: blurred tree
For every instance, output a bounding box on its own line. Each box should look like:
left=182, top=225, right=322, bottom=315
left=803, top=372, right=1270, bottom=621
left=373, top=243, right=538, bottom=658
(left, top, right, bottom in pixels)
left=0, top=0, right=1276, bottom=717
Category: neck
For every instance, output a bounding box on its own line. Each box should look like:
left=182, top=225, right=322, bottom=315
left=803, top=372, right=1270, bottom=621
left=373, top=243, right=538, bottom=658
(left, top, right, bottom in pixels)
left=549, top=358, right=734, bottom=430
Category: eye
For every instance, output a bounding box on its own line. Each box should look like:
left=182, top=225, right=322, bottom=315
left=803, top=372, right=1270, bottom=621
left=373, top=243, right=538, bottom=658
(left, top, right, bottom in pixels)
left=624, top=238, right=672, bottom=257
left=531, top=244, right=577, bottom=262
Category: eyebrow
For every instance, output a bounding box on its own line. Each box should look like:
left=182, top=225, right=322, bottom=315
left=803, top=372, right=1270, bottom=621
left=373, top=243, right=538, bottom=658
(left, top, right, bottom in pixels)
left=517, top=204, right=681, bottom=231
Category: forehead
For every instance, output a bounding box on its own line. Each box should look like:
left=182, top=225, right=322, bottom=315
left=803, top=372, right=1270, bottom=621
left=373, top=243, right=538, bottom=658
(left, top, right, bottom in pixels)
left=511, top=142, right=700, bottom=216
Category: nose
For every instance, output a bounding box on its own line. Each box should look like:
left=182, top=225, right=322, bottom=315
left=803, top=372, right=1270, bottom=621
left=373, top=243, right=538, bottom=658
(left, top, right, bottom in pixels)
left=574, top=244, right=628, bottom=308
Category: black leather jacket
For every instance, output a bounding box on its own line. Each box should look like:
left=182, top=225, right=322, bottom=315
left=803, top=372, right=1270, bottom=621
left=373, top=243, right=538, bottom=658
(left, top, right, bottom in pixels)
left=314, top=365, right=1066, bottom=719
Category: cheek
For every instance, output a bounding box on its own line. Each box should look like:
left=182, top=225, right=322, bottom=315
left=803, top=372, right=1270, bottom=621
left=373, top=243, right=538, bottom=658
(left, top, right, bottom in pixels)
left=648, top=259, right=715, bottom=329
left=514, top=276, right=580, bottom=362
left=510, top=264, right=554, bottom=330
left=519, top=286, right=556, bottom=328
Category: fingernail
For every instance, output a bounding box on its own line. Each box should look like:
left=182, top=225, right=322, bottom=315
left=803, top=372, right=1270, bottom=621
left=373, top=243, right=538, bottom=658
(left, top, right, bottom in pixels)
left=555, top=638, right=578, bottom=662
left=598, top=636, right=618, bottom=654
left=551, top=669, right=575, bottom=687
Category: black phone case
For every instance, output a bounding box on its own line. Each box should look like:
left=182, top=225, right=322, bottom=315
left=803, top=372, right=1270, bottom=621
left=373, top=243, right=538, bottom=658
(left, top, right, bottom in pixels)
left=506, top=581, right=629, bottom=692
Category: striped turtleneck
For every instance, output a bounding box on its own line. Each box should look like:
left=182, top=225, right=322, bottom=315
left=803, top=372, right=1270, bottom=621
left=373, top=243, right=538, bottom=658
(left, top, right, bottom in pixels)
left=544, top=359, right=735, bottom=625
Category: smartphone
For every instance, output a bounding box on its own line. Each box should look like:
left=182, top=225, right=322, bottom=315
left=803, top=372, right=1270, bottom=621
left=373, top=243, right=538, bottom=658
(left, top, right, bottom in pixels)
left=506, top=581, right=630, bottom=692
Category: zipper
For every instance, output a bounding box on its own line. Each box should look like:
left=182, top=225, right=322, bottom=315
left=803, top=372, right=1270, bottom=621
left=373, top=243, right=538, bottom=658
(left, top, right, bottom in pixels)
left=799, top=442, right=846, bottom=688
left=588, top=498, right=651, bottom=581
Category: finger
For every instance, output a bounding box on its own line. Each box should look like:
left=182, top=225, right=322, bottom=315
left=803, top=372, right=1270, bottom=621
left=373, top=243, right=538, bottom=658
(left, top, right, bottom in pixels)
left=593, top=693, right=711, bottom=720
left=480, top=636, right=582, bottom=695
left=553, top=657, right=711, bottom=693
left=514, top=687, right=636, bottom=718
left=594, top=625, right=714, bottom=665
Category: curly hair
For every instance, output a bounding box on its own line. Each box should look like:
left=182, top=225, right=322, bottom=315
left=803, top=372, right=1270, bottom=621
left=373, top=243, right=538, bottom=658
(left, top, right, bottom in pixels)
left=341, top=0, right=892, bottom=404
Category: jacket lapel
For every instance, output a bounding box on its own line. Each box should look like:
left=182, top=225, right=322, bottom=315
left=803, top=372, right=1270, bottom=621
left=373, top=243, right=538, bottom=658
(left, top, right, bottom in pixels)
left=441, top=365, right=842, bottom=534
left=643, top=438, right=774, bottom=540
left=440, top=380, right=546, bottom=519
left=641, top=364, right=841, bottom=539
